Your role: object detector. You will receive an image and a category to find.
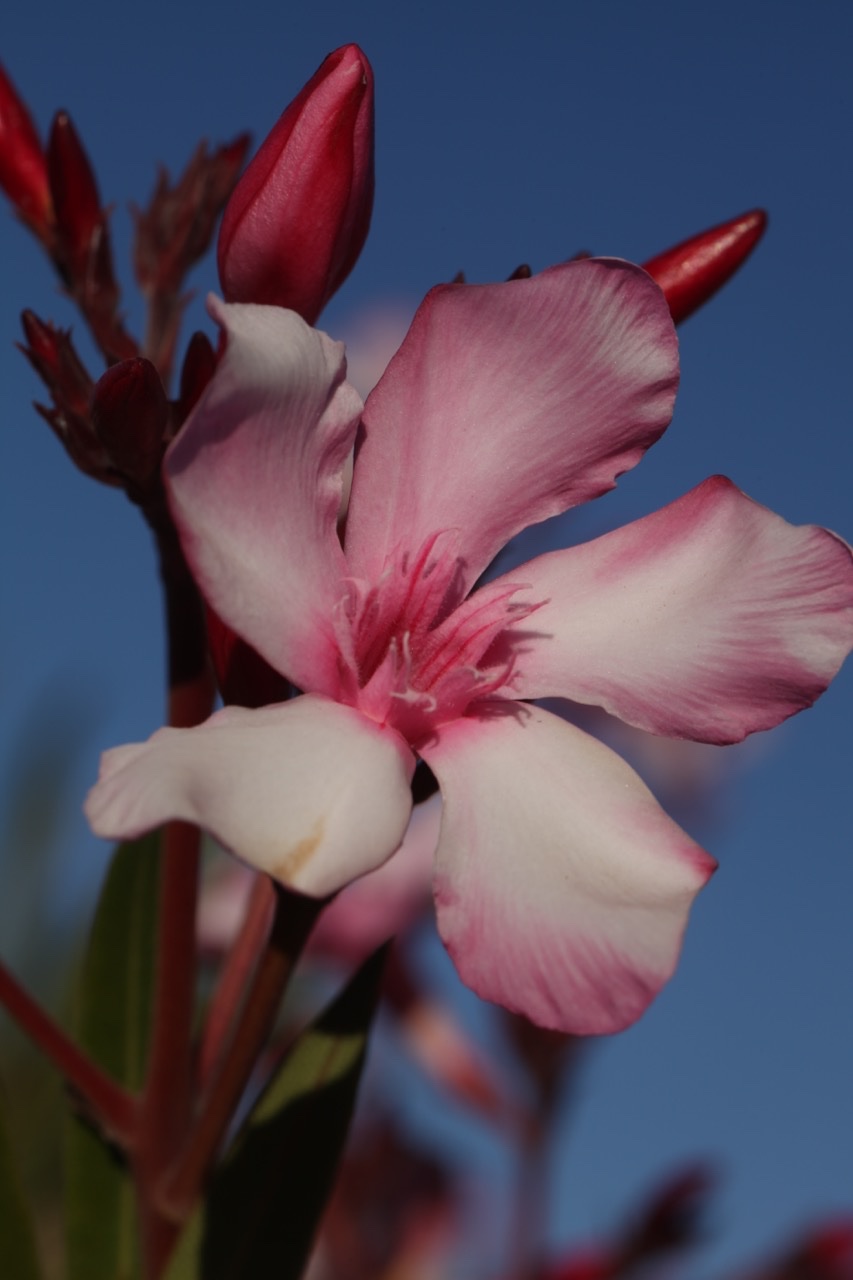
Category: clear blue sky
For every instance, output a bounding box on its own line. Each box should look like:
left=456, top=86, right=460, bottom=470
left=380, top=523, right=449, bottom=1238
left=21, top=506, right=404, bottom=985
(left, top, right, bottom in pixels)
left=1, top=1, right=851, bottom=1274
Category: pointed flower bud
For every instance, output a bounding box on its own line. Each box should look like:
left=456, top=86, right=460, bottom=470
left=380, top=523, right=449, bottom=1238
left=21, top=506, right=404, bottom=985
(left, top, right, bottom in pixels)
left=90, top=358, right=169, bottom=491
left=18, top=310, right=114, bottom=483
left=218, top=44, right=374, bottom=322
left=46, top=111, right=135, bottom=362
left=643, top=209, right=767, bottom=324
left=47, top=111, right=103, bottom=283
left=176, top=330, right=217, bottom=425
left=0, top=63, right=53, bottom=238
left=19, top=309, right=93, bottom=420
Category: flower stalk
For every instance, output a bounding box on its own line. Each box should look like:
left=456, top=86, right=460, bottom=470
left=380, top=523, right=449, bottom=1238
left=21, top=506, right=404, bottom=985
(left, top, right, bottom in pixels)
left=157, top=885, right=324, bottom=1222
left=0, top=957, right=137, bottom=1146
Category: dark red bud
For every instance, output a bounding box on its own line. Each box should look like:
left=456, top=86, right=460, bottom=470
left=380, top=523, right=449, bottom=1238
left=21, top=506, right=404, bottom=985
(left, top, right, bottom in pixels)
left=796, top=1221, right=853, bottom=1280
left=175, top=330, right=217, bottom=427
left=205, top=604, right=290, bottom=707
left=617, top=1162, right=715, bottom=1271
left=19, top=309, right=93, bottom=418
left=643, top=209, right=768, bottom=324
left=90, top=358, right=169, bottom=488
left=47, top=111, right=103, bottom=281
left=0, top=64, right=53, bottom=237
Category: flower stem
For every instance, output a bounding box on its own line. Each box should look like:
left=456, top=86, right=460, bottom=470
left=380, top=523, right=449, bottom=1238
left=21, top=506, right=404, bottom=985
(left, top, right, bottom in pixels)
left=134, top=500, right=216, bottom=1277
left=197, top=874, right=277, bottom=1089
left=0, top=957, right=137, bottom=1144
left=157, top=885, right=324, bottom=1222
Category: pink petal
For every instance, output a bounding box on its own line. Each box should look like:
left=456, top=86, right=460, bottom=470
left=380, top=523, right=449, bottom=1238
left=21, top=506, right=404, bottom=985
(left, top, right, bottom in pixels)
left=344, top=259, right=678, bottom=595
left=420, top=703, right=715, bottom=1034
left=499, top=476, right=853, bottom=744
left=86, top=695, right=415, bottom=898
left=165, top=296, right=362, bottom=695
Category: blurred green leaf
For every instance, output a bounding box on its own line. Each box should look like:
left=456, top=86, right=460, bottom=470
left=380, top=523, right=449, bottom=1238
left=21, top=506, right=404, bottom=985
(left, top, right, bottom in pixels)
left=0, top=1082, right=44, bottom=1280
left=165, top=946, right=387, bottom=1280
left=65, top=834, right=161, bottom=1280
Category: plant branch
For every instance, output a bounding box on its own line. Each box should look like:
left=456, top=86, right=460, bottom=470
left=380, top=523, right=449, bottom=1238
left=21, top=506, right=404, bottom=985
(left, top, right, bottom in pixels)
left=197, top=873, right=277, bottom=1089
left=157, top=885, right=324, bottom=1221
left=0, top=957, right=137, bottom=1145
left=133, top=499, right=215, bottom=1280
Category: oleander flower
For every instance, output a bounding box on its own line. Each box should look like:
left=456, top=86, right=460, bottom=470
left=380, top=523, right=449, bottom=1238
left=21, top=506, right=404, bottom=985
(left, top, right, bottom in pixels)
left=86, top=259, right=853, bottom=1033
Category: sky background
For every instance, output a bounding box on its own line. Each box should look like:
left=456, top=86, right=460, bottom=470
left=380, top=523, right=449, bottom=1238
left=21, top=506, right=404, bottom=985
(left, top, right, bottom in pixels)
left=1, top=1, right=851, bottom=1275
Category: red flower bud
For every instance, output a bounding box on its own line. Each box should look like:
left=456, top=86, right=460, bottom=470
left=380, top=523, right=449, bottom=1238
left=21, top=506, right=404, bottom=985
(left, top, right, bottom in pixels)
left=218, top=44, right=374, bottom=322
left=643, top=209, right=767, bottom=324
left=0, top=63, right=53, bottom=237
left=18, top=310, right=115, bottom=483
left=205, top=604, right=290, bottom=708
left=19, top=310, right=93, bottom=420
left=176, top=330, right=217, bottom=425
left=47, top=110, right=103, bottom=283
left=90, top=358, right=169, bottom=490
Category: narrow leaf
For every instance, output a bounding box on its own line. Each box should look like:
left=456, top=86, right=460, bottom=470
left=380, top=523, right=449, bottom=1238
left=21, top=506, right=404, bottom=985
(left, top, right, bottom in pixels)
left=0, top=1083, right=44, bottom=1280
left=65, top=834, right=161, bottom=1280
left=165, top=946, right=386, bottom=1280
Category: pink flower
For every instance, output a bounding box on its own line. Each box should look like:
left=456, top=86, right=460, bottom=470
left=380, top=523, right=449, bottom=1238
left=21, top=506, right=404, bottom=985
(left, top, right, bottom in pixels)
left=86, top=260, right=853, bottom=1033
left=217, top=44, right=374, bottom=323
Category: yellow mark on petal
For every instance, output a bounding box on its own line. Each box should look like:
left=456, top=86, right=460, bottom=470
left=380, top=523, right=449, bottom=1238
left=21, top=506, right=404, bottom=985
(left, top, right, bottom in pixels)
left=272, top=818, right=325, bottom=884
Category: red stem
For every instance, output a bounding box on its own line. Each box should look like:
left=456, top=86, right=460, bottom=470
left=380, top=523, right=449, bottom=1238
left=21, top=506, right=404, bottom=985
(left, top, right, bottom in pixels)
left=157, top=886, right=323, bottom=1222
left=196, top=874, right=277, bottom=1089
left=0, top=957, right=137, bottom=1144
left=134, top=512, right=216, bottom=1277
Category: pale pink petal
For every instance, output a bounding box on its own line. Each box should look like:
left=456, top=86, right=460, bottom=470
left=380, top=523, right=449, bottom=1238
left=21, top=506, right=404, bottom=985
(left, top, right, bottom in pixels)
left=166, top=297, right=362, bottom=694
left=86, top=695, right=415, bottom=898
left=420, top=703, right=715, bottom=1034
left=344, top=259, right=678, bottom=595
left=498, top=476, right=853, bottom=744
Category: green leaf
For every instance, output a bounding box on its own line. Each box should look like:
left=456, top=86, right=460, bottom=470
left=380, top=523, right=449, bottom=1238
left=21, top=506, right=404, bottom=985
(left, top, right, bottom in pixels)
left=165, top=946, right=387, bottom=1280
left=0, top=1083, right=44, bottom=1280
left=65, top=834, right=161, bottom=1280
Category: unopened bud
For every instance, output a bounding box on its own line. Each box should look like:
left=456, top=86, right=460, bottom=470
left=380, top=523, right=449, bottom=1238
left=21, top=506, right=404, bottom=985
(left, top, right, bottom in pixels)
left=643, top=209, right=767, bottom=324
left=218, top=44, right=374, bottom=322
left=205, top=604, right=290, bottom=708
left=0, top=63, right=53, bottom=238
left=91, top=358, right=168, bottom=490
left=176, top=330, right=217, bottom=425
left=47, top=111, right=103, bottom=283
left=19, top=310, right=93, bottom=419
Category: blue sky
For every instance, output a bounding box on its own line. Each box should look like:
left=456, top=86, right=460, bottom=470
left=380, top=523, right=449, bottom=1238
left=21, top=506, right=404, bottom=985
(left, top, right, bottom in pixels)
left=1, top=1, right=851, bottom=1273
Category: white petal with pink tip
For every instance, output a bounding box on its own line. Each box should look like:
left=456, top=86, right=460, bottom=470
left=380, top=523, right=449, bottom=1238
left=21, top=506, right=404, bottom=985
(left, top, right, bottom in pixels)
left=86, top=695, right=415, bottom=898
left=421, top=703, right=715, bottom=1034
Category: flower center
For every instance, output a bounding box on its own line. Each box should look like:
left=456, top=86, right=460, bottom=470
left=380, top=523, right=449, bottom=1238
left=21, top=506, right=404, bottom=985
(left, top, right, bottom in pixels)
left=334, top=533, right=539, bottom=744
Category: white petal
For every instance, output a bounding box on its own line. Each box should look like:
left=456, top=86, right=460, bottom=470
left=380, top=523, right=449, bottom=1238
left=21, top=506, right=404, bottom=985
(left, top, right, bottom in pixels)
left=86, top=695, right=415, bottom=898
